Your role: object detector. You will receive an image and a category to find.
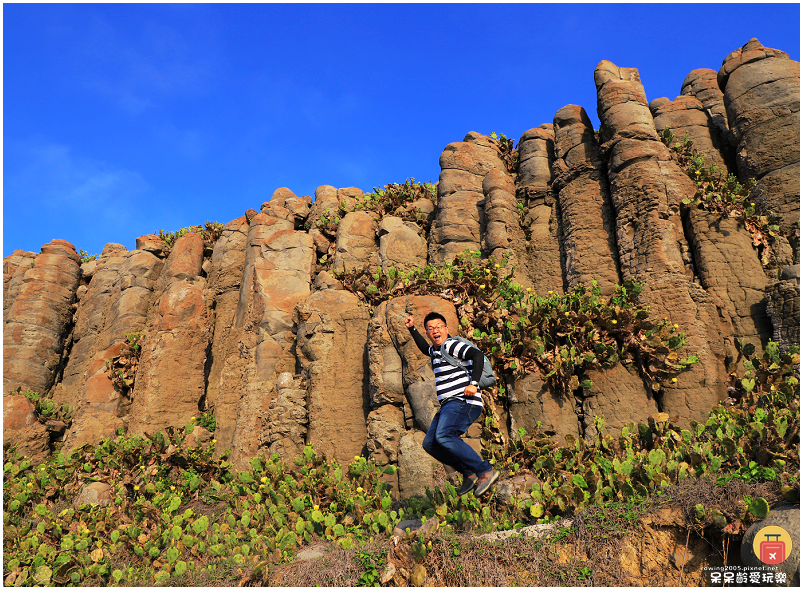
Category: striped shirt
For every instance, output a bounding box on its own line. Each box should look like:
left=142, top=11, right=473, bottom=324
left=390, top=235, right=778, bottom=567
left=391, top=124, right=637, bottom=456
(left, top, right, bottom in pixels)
left=428, top=338, right=483, bottom=408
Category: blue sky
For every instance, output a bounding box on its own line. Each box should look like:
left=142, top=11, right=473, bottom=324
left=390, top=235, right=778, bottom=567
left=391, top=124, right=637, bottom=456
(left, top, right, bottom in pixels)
left=4, top=3, right=799, bottom=258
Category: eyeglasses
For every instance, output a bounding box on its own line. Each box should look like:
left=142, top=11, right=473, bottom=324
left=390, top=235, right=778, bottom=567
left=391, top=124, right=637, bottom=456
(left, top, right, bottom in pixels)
left=425, top=324, right=446, bottom=333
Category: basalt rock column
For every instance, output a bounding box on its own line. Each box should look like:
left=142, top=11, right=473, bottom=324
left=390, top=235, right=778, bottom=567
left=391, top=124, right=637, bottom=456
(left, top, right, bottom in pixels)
left=719, top=39, right=800, bottom=232
left=3, top=250, right=37, bottom=310
left=684, top=210, right=772, bottom=353
left=552, top=105, right=621, bottom=295
left=3, top=240, right=81, bottom=395
left=203, top=216, right=249, bottom=452
left=58, top=243, right=164, bottom=451
left=650, top=95, right=731, bottom=178
left=128, top=233, right=208, bottom=437
left=223, top=209, right=315, bottom=466
left=681, top=68, right=732, bottom=151
left=515, top=125, right=565, bottom=294
left=296, top=289, right=370, bottom=465
left=595, top=60, right=729, bottom=425
left=430, top=132, right=504, bottom=265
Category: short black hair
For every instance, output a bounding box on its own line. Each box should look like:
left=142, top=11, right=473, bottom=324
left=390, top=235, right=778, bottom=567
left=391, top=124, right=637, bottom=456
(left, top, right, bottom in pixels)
left=424, top=312, right=447, bottom=327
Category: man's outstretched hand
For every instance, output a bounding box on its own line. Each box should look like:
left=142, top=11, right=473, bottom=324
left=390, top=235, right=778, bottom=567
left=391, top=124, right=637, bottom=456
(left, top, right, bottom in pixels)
left=405, top=316, right=415, bottom=329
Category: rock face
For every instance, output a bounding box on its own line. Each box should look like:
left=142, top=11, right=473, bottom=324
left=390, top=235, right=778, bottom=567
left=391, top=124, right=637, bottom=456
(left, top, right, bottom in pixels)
left=515, top=126, right=565, bottom=294
left=3, top=240, right=81, bottom=395
left=649, top=94, right=731, bottom=177
left=3, top=40, right=799, bottom=502
left=719, top=38, right=800, bottom=234
left=430, top=132, right=504, bottom=265
left=552, top=105, right=620, bottom=296
left=595, top=59, right=730, bottom=426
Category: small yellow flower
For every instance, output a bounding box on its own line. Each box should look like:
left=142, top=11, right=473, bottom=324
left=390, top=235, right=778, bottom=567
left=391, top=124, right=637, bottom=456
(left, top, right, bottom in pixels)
left=27, top=482, right=33, bottom=487
left=673, top=324, right=679, bottom=329
left=495, top=264, right=499, bottom=268
left=212, top=439, right=217, bottom=444
left=83, top=529, right=90, bottom=535
left=170, top=486, right=175, bottom=491
left=480, top=285, right=486, bottom=289
left=770, top=385, right=776, bottom=391
left=190, top=416, right=196, bottom=421
left=357, top=487, right=364, bottom=493
left=671, top=377, right=678, bottom=383
left=526, top=288, right=531, bottom=292
left=548, top=291, right=553, bottom=295
left=313, top=504, right=320, bottom=511
left=611, top=320, right=617, bottom=325
left=261, top=477, right=267, bottom=483
left=750, top=202, right=755, bottom=207
left=134, top=485, right=140, bottom=491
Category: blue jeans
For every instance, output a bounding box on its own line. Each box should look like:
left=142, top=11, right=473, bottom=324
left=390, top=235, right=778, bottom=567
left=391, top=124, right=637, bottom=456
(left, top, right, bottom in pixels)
left=422, top=399, right=491, bottom=477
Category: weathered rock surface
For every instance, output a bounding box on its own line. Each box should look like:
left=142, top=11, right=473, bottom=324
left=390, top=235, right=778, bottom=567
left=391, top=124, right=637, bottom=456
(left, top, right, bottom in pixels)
left=516, top=126, right=565, bottom=294
left=3, top=239, right=81, bottom=396
left=397, top=430, right=436, bottom=499
left=684, top=209, right=772, bottom=352
left=681, top=68, right=731, bottom=142
left=297, top=289, right=370, bottom=465
left=766, top=279, right=800, bottom=352
left=596, top=59, right=729, bottom=426
left=719, top=38, right=800, bottom=231
left=3, top=395, right=50, bottom=463
left=650, top=94, right=731, bottom=177
left=332, top=211, right=379, bottom=274
left=430, top=132, right=504, bottom=264
left=508, top=369, right=580, bottom=444
left=552, top=105, right=621, bottom=295
left=128, top=233, right=208, bottom=437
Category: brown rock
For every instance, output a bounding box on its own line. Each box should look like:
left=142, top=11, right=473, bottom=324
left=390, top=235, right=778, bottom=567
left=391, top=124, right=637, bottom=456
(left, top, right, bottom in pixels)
left=553, top=104, right=621, bottom=296
left=54, top=248, right=162, bottom=413
left=332, top=211, right=379, bottom=274
left=3, top=240, right=81, bottom=395
left=378, top=216, right=427, bottom=272
left=720, top=38, right=800, bottom=231
left=508, top=369, right=580, bottom=444
left=681, top=68, right=730, bottom=140
left=73, top=482, right=114, bottom=509
left=135, top=234, right=166, bottom=256
left=596, top=59, right=729, bottom=426
left=366, top=404, right=406, bottom=464
left=516, top=126, right=564, bottom=294
left=649, top=95, right=731, bottom=177
left=685, top=209, right=771, bottom=353
left=766, top=280, right=800, bottom=352
left=3, top=250, right=36, bottom=309
left=429, top=132, right=504, bottom=264
left=297, top=290, right=370, bottom=465
left=398, top=430, right=436, bottom=500
left=2, top=395, right=50, bottom=463
left=582, top=363, right=658, bottom=441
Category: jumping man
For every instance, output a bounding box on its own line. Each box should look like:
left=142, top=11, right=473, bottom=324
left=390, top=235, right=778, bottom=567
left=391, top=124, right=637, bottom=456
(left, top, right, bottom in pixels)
left=405, top=312, right=500, bottom=497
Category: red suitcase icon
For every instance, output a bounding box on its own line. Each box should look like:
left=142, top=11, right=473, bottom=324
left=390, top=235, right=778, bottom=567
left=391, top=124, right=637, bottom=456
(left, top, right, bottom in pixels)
left=760, top=534, right=786, bottom=565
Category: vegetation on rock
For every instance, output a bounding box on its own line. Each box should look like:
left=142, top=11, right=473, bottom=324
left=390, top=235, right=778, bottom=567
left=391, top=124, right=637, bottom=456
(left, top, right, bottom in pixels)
left=104, top=331, right=145, bottom=395
left=338, top=250, right=698, bottom=402
left=3, top=381, right=797, bottom=586
left=155, top=221, right=224, bottom=256
left=659, top=127, right=790, bottom=267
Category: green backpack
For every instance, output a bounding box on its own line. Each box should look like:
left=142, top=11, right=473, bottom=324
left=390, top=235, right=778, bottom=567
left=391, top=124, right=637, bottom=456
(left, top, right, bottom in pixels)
left=439, top=336, right=496, bottom=389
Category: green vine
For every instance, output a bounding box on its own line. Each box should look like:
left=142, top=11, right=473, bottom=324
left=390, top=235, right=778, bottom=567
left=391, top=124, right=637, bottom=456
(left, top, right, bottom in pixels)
left=155, top=221, right=224, bottom=257
left=336, top=250, right=697, bottom=398
left=104, top=332, right=145, bottom=395
left=659, top=127, right=781, bottom=266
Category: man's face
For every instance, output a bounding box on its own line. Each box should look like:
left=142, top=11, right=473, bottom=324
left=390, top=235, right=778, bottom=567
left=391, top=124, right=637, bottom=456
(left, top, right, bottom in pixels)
left=425, top=320, right=448, bottom=347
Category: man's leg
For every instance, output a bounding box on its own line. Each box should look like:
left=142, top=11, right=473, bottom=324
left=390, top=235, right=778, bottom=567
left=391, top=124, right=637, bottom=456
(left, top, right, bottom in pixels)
left=430, top=400, right=491, bottom=477
left=422, top=409, right=471, bottom=474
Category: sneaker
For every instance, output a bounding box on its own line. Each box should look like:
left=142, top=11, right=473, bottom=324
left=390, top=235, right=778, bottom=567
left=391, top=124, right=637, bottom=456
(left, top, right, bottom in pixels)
left=456, top=474, right=477, bottom=496
left=474, top=468, right=500, bottom=497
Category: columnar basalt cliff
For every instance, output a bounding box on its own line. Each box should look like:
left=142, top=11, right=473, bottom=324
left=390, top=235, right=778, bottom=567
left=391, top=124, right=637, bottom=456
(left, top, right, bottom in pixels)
left=5, top=39, right=800, bottom=497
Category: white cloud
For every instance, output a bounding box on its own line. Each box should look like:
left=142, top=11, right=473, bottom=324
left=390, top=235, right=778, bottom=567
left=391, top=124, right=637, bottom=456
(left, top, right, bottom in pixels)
left=6, top=139, right=150, bottom=217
